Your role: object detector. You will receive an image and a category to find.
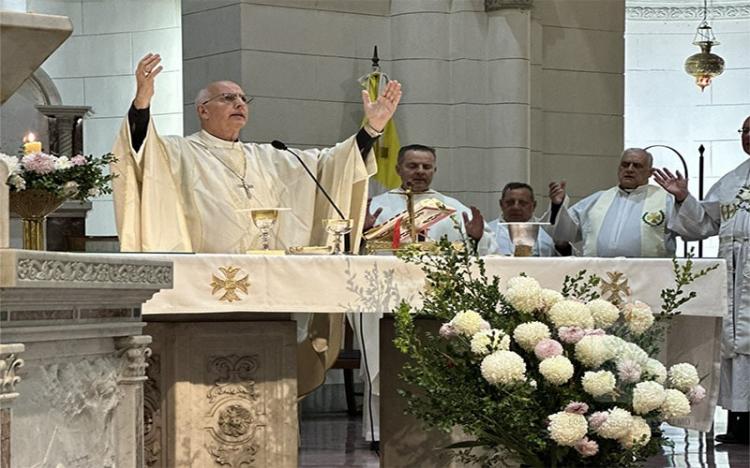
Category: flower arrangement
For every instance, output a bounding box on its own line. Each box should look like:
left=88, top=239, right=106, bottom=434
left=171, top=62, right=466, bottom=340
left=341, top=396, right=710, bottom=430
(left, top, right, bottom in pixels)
left=1, top=150, right=115, bottom=201
left=393, top=240, right=718, bottom=467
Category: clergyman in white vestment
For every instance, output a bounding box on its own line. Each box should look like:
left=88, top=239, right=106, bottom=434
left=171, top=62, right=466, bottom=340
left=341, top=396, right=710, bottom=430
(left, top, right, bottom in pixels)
left=110, top=53, right=402, bottom=397
left=354, top=144, right=496, bottom=442
left=654, top=116, right=750, bottom=444
left=487, top=182, right=564, bottom=256
left=547, top=148, right=678, bottom=258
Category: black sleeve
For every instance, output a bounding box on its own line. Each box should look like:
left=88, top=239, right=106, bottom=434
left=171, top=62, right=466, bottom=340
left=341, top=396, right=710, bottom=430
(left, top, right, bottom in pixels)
left=549, top=202, right=563, bottom=225
left=355, top=128, right=378, bottom=161
left=128, top=104, right=151, bottom=152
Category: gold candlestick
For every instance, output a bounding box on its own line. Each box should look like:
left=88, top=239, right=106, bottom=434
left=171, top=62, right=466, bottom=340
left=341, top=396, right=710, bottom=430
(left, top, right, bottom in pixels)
left=405, top=186, right=417, bottom=243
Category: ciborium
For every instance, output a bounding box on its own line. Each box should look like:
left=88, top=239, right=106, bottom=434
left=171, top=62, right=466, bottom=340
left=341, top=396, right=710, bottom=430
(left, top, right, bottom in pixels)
left=502, top=222, right=549, bottom=257
left=324, top=218, right=353, bottom=255
left=238, top=207, right=289, bottom=252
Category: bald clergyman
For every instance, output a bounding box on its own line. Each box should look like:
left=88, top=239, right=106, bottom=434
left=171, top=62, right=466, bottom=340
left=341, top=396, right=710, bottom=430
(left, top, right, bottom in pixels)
left=112, top=53, right=402, bottom=254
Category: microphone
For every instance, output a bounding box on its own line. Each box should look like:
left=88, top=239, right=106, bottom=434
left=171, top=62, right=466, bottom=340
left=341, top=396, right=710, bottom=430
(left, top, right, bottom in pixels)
left=271, top=140, right=346, bottom=221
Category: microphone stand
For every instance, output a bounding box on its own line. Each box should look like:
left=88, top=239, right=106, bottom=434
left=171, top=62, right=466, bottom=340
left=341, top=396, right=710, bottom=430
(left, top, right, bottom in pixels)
left=698, top=144, right=705, bottom=257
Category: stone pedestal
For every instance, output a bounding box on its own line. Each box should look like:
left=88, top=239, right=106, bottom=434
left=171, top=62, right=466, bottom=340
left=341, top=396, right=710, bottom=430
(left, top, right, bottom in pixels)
left=143, top=318, right=298, bottom=468
left=0, top=249, right=172, bottom=468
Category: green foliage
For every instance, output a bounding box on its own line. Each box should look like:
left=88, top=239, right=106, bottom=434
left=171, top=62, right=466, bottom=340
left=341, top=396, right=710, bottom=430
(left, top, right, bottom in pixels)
left=392, top=239, right=715, bottom=467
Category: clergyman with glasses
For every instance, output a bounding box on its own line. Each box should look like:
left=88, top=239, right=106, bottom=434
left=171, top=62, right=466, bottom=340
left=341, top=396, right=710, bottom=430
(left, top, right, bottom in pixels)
left=653, top=115, right=750, bottom=446
left=111, top=53, right=401, bottom=253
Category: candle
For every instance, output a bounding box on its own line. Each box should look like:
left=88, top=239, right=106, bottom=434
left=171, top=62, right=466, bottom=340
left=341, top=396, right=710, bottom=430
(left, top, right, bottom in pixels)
left=23, top=132, right=42, bottom=154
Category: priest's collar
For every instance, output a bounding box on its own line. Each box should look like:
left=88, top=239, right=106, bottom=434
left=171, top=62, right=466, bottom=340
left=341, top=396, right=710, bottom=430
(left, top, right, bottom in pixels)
left=197, top=129, right=243, bottom=149
left=618, top=184, right=650, bottom=195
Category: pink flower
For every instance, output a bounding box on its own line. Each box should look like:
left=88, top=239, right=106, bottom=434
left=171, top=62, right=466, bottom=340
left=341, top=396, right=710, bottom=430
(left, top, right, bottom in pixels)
left=479, top=319, right=491, bottom=331
left=21, top=152, right=57, bottom=174
left=564, top=402, right=590, bottom=415
left=584, top=328, right=606, bottom=336
left=574, top=437, right=599, bottom=457
left=617, top=359, right=642, bottom=383
left=558, top=326, right=585, bottom=344
left=439, top=323, right=458, bottom=338
left=534, top=338, right=563, bottom=359
left=71, top=154, right=87, bottom=166
left=588, top=411, right=608, bottom=430
left=687, top=385, right=706, bottom=405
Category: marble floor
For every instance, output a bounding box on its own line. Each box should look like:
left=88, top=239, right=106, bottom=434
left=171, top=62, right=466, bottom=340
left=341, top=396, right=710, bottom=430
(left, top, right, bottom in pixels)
left=299, top=410, right=750, bottom=467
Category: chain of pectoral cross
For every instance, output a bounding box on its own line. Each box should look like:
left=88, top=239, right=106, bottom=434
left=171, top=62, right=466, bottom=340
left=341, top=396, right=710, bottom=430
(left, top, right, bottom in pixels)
left=208, top=151, right=254, bottom=199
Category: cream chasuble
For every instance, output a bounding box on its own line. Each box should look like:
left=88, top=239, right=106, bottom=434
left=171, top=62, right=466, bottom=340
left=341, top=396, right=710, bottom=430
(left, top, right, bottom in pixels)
left=111, top=117, right=377, bottom=397
left=669, top=158, right=750, bottom=411
left=549, top=184, right=677, bottom=257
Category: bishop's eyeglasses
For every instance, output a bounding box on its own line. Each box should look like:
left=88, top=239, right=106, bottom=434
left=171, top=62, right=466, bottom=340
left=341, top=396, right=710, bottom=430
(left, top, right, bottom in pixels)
left=202, top=93, right=253, bottom=105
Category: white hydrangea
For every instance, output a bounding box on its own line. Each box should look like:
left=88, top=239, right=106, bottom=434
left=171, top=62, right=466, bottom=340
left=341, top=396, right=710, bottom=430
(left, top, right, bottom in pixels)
left=668, top=363, right=700, bottom=392
left=55, top=155, right=73, bottom=170
left=643, top=359, right=668, bottom=384
left=451, top=310, right=488, bottom=337
left=540, top=289, right=564, bottom=312
left=470, top=329, right=510, bottom=356
left=480, top=350, right=527, bottom=385
left=581, top=370, right=616, bottom=397
left=505, top=276, right=543, bottom=313
left=548, top=412, right=588, bottom=447
left=574, top=335, right=614, bottom=368
left=9, top=174, right=26, bottom=190
left=548, top=300, right=595, bottom=329
left=539, top=356, right=575, bottom=385
left=617, top=342, right=650, bottom=367
left=632, top=381, right=666, bottom=414
left=0, top=153, right=20, bottom=175
left=619, top=416, right=651, bottom=449
left=595, top=407, right=633, bottom=439
left=513, top=321, right=551, bottom=351
left=660, top=389, right=691, bottom=420
left=587, top=298, right=620, bottom=328
left=623, top=301, right=655, bottom=335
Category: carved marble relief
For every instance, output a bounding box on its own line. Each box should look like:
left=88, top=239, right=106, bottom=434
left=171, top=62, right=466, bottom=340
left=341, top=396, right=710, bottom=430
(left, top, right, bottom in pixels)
left=204, top=355, right=261, bottom=467
left=19, top=356, right=122, bottom=468
left=16, top=258, right=172, bottom=285
left=116, top=335, right=152, bottom=382
left=485, top=0, right=533, bottom=11
left=0, top=352, right=24, bottom=401
left=144, top=353, right=162, bottom=467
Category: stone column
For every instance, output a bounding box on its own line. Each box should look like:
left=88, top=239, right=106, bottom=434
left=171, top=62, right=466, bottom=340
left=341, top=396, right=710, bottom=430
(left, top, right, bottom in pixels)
left=115, top=335, right=153, bottom=468
left=35, top=105, right=91, bottom=156
left=0, top=343, right=25, bottom=468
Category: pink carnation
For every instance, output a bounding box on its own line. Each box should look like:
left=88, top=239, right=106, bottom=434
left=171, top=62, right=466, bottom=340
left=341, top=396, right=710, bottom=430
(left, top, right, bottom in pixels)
left=617, top=359, right=642, bottom=383
left=21, top=152, right=57, bottom=174
left=439, top=323, right=458, bottom=338
left=574, top=437, right=599, bottom=457
left=687, top=385, right=706, bottom=405
left=534, top=338, right=563, bottom=360
left=564, top=402, right=589, bottom=415
left=70, top=154, right=87, bottom=166
left=584, top=328, right=606, bottom=336
left=588, top=411, right=608, bottom=430
left=558, top=326, right=585, bottom=344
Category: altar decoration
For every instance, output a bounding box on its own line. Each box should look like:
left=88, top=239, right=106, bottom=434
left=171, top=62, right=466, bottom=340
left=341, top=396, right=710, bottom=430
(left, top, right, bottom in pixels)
left=393, top=239, right=717, bottom=467
left=2, top=136, right=114, bottom=250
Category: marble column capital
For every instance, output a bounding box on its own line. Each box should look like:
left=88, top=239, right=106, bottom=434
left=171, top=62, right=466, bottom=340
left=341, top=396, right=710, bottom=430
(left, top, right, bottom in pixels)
left=115, top=335, right=152, bottom=383
left=0, top=343, right=25, bottom=405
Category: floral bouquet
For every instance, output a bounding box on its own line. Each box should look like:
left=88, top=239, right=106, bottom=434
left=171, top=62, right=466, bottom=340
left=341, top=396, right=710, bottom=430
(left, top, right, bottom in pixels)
left=1, top=150, right=115, bottom=201
left=393, top=239, right=717, bottom=467
left=1, top=149, right=115, bottom=249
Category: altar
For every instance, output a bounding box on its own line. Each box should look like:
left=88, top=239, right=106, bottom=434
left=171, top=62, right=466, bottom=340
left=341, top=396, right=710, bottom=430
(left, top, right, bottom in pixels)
left=136, top=253, right=727, bottom=468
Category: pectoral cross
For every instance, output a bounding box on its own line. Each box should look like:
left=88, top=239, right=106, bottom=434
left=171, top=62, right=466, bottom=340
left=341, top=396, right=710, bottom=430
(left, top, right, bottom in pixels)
left=239, top=180, right=254, bottom=200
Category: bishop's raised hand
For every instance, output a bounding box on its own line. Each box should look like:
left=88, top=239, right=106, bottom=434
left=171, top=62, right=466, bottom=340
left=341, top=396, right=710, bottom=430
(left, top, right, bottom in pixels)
left=652, top=168, right=689, bottom=202
left=133, top=53, right=163, bottom=109
left=362, top=80, right=402, bottom=133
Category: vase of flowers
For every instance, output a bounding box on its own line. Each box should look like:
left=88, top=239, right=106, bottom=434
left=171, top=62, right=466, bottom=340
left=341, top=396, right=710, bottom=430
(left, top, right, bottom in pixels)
left=393, top=239, right=717, bottom=467
left=2, top=150, right=115, bottom=250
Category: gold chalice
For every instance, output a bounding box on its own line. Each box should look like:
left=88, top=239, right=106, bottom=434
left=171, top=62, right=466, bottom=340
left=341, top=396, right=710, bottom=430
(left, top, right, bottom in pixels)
left=324, top=218, right=353, bottom=255
left=238, top=208, right=289, bottom=251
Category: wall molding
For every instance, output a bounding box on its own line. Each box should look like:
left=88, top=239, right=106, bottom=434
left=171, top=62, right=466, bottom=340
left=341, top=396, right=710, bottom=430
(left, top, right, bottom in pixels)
left=627, top=4, right=750, bottom=20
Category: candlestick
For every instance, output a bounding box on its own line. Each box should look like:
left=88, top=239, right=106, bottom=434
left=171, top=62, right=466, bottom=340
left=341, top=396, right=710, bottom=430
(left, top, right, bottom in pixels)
left=23, top=132, right=42, bottom=154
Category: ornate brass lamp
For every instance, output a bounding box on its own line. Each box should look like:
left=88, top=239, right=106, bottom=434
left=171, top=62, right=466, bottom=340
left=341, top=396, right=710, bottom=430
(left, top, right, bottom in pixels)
left=684, top=0, right=725, bottom=91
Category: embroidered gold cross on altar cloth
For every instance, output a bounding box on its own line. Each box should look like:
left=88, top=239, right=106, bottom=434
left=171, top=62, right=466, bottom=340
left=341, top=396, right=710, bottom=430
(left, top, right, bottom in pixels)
left=210, top=266, right=250, bottom=302
left=600, top=271, right=631, bottom=305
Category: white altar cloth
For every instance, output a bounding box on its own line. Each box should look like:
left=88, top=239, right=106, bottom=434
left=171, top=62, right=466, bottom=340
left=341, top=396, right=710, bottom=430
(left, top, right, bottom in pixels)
left=133, top=254, right=726, bottom=431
